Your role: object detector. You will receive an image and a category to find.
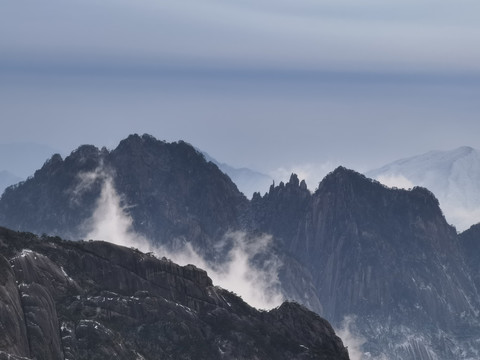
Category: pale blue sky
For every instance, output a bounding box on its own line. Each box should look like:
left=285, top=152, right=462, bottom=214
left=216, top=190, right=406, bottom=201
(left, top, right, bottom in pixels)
left=1, top=0, right=480, bottom=182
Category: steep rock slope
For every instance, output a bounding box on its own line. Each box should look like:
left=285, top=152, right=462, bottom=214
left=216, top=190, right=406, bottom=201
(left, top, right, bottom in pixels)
left=0, top=252, right=30, bottom=358
left=2, top=135, right=480, bottom=359
left=366, top=146, right=480, bottom=231
left=0, top=134, right=322, bottom=313
left=459, top=223, right=480, bottom=291
left=0, top=134, right=247, bottom=252
left=0, top=227, right=349, bottom=360
left=201, top=151, right=273, bottom=199
left=109, top=134, right=247, bottom=250
left=0, top=170, right=22, bottom=197
left=249, top=167, right=480, bottom=359
left=0, top=145, right=105, bottom=238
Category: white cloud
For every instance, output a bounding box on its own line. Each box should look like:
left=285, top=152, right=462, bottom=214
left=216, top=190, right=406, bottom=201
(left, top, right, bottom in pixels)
left=374, top=174, right=414, bottom=189
left=84, top=173, right=150, bottom=250
left=71, top=166, right=108, bottom=204
left=441, top=205, right=480, bottom=232
left=157, top=232, right=284, bottom=310
left=2, top=0, right=480, bottom=73
left=335, top=316, right=366, bottom=360
left=81, top=168, right=284, bottom=310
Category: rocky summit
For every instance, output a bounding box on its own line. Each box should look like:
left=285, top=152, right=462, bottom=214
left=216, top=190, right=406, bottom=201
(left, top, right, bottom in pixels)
left=0, top=227, right=349, bottom=360
left=250, top=167, right=480, bottom=359
left=0, top=134, right=247, bottom=253
left=2, top=134, right=480, bottom=359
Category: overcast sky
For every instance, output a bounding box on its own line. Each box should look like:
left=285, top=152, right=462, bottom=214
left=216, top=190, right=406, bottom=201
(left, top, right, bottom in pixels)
left=1, top=0, right=480, bottom=184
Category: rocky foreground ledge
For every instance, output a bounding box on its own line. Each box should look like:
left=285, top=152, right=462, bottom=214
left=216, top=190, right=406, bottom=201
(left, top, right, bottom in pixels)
left=0, top=227, right=349, bottom=360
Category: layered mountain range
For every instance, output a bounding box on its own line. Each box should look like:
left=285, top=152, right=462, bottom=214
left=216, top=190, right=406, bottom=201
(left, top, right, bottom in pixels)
left=366, top=146, right=480, bottom=231
left=1, top=134, right=480, bottom=359
left=201, top=151, right=273, bottom=199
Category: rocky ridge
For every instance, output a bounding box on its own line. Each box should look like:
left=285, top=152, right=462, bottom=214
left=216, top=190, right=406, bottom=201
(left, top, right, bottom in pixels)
left=0, top=135, right=247, bottom=251
left=1, top=134, right=480, bottom=359
left=0, top=227, right=349, bottom=360
left=366, top=146, right=480, bottom=231
left=250, top=167, right=480, bottom=359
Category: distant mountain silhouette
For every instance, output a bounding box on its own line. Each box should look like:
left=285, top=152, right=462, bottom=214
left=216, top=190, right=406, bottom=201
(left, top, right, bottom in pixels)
left=366, top=146, right=480, bottom=231
left=0, top=170, right=22, bottom=195
left=201, top=150, right=273, bottom=198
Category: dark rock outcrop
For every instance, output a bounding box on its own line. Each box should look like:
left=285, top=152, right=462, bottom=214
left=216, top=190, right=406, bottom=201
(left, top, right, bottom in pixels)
left=0, top=146, right=106, bottom=239
left=0, top=255, right=30, bottom=358
left=2, top=134, right=480, bottom=359
left=109, top=134, right=247, bottom=252
left=459, top=223, right=480, bottom=290
left=0, top=227, right=349, bottom=360
left=0, top=134, right=322, bottom=320
left=249, top=167, right=480, bottom=359
left=0, top=134, right=247, bottom=253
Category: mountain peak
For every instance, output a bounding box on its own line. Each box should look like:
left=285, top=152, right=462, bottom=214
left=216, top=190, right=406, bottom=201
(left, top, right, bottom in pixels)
left=328, top=166, right=366, bottom=180
left=454, top=145, right=475, bottom=155
left=0, top=134, right=247, bottom=246
left=288, top=173, right=300, bottom=187
left=366, top=146, right=480, bottom=230
left=316, top=166, right=372, bottom=193
left=69, top=144, right=102, bottom=160
left=115, top=133, right=165, bottom=153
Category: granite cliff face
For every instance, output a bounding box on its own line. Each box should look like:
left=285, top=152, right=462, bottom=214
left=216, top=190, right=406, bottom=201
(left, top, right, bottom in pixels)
left=109, top=135, right=247, bottom=251
left=459, top=224, right=480, bottom=291
left=0, top=135, right=247, bottom=253
left=0, top=227, right=349, bottom=360
left=250, top=167, right=480, bottom=359
left=1, top=134, right=480, bottom=359
left=0, top=133, right=322, bottom=316
left=0, top=146, right=105, bottom=238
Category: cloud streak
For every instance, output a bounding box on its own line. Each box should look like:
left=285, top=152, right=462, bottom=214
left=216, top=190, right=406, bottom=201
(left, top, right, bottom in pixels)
left=2, top=0, right=480, bottom=73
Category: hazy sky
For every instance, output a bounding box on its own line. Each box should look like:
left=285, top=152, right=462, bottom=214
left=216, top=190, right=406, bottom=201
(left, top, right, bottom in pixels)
left=1, top=0, right=480, bottom=182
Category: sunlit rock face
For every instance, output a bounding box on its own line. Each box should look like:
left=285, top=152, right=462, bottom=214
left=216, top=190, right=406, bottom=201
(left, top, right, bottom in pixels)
left=0, top=227, right=349, bottom=360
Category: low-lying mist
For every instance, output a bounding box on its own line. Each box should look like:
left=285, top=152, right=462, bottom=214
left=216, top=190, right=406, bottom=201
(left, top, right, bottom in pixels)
left=78, top=168, right=284, bottom=310
left=335, top=316, right=366, bottom=360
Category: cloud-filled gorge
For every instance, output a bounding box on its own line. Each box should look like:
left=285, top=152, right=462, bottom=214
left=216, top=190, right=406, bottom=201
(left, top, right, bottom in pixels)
left=77, top=167, right=284, bottom=310
left=71, top=166, right=380, bottom=358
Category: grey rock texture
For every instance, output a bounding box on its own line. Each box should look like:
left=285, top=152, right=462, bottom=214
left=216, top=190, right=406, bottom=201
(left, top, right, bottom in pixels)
left=459, top=223, right=480, bottom=291
left=0, top=255, right=30, bottom=358
left=1, top=134, right=480, bottom=359
left=0, top=227, right=349, bottom=360
left=0, top=134, right=321, bottom=315
left=0, top=135, right=247, bottom=254
left=250, top=167, right=480, bottom=359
